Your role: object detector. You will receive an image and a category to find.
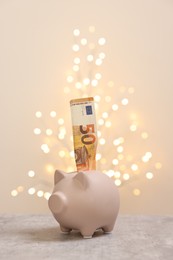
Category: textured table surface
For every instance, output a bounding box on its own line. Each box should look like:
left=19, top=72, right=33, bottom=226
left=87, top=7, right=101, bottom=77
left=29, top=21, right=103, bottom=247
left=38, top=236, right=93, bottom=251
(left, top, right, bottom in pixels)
left=0, top=214, right=173, bottom=260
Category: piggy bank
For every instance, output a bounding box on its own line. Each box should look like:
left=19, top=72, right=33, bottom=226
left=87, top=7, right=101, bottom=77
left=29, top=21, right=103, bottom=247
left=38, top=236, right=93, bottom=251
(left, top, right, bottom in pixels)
left=48, top=170, right=120, bottom=238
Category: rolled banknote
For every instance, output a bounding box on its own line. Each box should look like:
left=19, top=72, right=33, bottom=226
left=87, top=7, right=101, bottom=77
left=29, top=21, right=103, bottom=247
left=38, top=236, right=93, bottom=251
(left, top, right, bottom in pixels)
left=70, top=97, right=97, bottom=171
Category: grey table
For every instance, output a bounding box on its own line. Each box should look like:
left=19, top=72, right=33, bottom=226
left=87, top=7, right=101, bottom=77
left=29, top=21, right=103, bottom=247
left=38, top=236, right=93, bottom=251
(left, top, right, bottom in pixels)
left=0, top=214, right=173, bottom=260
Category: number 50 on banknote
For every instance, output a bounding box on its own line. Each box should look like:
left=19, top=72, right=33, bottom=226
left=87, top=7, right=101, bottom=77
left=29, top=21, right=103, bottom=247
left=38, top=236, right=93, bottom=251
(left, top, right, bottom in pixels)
left=70, top=97, right=97, bottom=171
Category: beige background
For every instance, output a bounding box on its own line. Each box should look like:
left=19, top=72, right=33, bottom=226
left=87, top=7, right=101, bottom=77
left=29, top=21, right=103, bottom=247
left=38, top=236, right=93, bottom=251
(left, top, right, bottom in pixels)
left=0, top=0, right=173, bottom=214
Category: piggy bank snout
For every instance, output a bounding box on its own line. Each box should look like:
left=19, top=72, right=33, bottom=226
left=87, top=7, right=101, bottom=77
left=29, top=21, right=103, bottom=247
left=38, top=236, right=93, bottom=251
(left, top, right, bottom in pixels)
left=48, top=191, right=67, bottom=214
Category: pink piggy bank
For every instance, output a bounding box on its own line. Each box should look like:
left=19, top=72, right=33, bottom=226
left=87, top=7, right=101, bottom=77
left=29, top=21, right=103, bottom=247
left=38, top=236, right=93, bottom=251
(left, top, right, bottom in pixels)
left=48, top=170, right=120, bottom=238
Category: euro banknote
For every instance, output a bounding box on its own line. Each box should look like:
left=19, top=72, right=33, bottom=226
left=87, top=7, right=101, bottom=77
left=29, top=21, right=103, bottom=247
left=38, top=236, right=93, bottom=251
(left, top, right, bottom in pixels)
left=70, top=97, right=97, bottom=171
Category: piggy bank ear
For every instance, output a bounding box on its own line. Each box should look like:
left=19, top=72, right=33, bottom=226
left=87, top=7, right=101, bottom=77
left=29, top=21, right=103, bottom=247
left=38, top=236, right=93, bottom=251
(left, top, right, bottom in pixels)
left=54, top=170, right=66, bottom=185
left=73, top=172, right=89, bottom=189
left=48, top=192, right=67, bottom=214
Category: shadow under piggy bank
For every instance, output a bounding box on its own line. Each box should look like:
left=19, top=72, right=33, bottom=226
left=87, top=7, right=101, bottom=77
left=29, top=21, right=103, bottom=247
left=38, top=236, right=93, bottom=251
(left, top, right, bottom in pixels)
left=17, top=225, right=107, bottom=243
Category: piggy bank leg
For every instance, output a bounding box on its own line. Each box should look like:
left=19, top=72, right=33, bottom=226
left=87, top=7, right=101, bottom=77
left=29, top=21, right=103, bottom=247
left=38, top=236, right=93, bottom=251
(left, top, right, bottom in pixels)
left=80, top=228, right=95, bottom=239
left=102, top=224, right=114, bottom=234
left=60, top=226, right=72, bottom=234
